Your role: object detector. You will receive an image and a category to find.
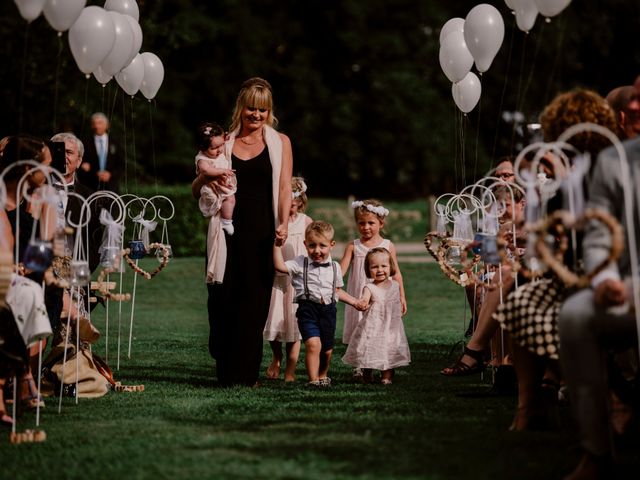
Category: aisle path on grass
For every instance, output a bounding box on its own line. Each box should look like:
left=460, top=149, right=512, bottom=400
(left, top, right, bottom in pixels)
left=333, top=242, right=432, bottom=263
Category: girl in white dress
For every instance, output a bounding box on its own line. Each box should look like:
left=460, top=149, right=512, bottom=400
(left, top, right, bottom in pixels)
left=342, top=247, right=410, bottom=384
left=263, top=177, right=312, bottom=381
left=194, top=122, right=237, bottom=284
left=340, top=199, right=406, bottom=348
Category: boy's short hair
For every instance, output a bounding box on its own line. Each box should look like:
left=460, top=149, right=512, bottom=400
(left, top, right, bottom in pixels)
left=305, top=220, right=334, bottom=242
left=364, top=247, right=397, bottom=278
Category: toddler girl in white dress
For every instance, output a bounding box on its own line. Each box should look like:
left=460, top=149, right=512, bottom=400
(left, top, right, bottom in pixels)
left=342, top=247, right=410, bottom=384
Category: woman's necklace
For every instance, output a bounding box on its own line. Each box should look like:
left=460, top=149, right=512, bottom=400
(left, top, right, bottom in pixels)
left=239, top=134, right=263, bottom=146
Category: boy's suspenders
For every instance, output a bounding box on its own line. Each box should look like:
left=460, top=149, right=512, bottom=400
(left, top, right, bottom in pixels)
left=302, top=257, right=337, bottom=303
left=303, top=257, right=311, bottom=300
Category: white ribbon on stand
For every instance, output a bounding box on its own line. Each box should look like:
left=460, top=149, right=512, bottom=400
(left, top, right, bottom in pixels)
left=133, top=214, right=157, bottom=249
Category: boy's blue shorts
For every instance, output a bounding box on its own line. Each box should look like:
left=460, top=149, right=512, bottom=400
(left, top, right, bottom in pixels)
left=296, top=300, right=337, bottom=352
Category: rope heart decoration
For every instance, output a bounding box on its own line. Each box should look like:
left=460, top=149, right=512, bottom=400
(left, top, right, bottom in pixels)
left=122, top=242, right=171, bottom=280
left=96, top=266, right=131, bottom=302
left=459, top=232, right=523, bottom=290
left=424, top=231, right=447, bottom=262
left=532, top=208, right=624, bottom=288
left=425, top=232, right=478, bottom=287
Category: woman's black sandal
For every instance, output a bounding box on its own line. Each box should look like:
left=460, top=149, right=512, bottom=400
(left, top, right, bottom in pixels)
left=440, top=347, right=486, bottom=376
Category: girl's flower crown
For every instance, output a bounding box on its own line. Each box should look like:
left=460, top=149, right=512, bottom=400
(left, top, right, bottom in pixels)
left=292, top=179, right=308, bottom=199
left=203, top=126, right=212, bottom=136
left=351, top=200, right=389, bottom=218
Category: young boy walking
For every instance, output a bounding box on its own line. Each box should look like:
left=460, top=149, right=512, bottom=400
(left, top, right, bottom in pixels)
left=274, top=220, right=365, bottom=386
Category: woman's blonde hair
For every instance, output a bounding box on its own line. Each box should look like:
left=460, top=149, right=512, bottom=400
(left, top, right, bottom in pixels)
left=229, top=77, right=277, bottom=133
left=291, top=176, right=308, bottom=212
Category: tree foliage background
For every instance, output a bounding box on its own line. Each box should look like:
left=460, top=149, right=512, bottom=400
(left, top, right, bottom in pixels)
left=1, top=0, right=638, bottom=199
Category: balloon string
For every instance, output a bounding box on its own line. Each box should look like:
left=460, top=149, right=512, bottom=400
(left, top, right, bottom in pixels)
left=18, top=22, right=31, bottom=135
left=149, top=101, right=159, bottom=195
left=543, top=15, right=567, bottom=107
left=460, top=112, right=467, bottom=186
left=473, top=93, right=482, bottom=182
left=491, top=17, right=516, bottom=165
left=109, top=82, right=119, bottom=127
left=130, top=96, right=139, bottom=195
left=453, top=103, right=459, bottom=192
left=52, top=34, right=64, bottom=133
left=516, top=23, right=545, bottom=116
left=122, top=91, right=128, bottom=195
left=510, top=33, right=529, bottom=155
left=81, top=77, right=90, bottom=137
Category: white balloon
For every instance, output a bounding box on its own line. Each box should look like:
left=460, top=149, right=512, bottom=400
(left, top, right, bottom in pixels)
left=439, top=31, right=474, bottom=84
left=93, top=66, right=113, bottom=85
left=511, top=0, right=539, bottom=33
left=68, top=6, right=116, bottom=75
left=452, top=72, right=482, bottom=114
left=43, top=0, right=86, bottom=33
left=100, top=11, right=135, bottom=76
left=439, top=17, right=465, bottom=45
left=139, top=52, right=165, bottom=100
left=464, top=4, right=505, bottom=73
left=14, top=0, right=47, bottom=22
left=104, top=0, right=139, bottom=22
left=504, top=0, right=515, bottom=9
left=116, top=53, right=144, bottom=96
left=534, top=0, right=571, bottom=18
left=124, top=14, right=143, bottom=66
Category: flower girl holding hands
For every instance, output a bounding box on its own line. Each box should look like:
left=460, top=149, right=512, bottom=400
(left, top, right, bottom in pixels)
left=342, top=247, right=411, bottom=384
left=340, top=199, right=407, bottom=349
left=263, top=177, right=312, bottom=381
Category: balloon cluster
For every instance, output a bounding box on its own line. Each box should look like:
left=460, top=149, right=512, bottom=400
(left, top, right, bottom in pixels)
left=439, top=1, right=572, bottom=114
left=14, top=0, right=164, bottom=101
left=505, top=0, right=572, bottom=33
left=439, top=4, right=504, bottom=114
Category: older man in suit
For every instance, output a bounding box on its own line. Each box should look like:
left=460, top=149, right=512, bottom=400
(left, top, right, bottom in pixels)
left=559, top=135, right=640, bottom=479
left=79, top=112, right=123, bottom=192
left=50, top=132, right=102, bottom=272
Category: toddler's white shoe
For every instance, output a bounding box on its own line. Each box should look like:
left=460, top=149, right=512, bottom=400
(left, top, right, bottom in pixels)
left=221, top=220, right=234, bottom=236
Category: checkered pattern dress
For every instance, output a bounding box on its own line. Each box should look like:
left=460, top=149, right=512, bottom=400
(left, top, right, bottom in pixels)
left=493, top=278, right=567, bottom=360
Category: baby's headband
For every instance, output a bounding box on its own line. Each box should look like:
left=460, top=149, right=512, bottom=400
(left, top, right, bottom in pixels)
left=351, top=200, right=389, bottom=217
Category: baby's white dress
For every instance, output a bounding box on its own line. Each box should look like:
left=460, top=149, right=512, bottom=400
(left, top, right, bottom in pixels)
left=342, top=279, right=411, bottom=371
left=195, top=152, right=237, bottom=284
left=263, top=213, right=309, bottom=342
left=342, top=238, right=390, bottom=343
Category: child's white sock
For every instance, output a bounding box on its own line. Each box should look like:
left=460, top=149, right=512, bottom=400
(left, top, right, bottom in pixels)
left=221, top=218, right=234, bottom=235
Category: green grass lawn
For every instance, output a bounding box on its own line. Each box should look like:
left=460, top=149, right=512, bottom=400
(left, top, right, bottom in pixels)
left=1, top=258, right=634, bottom=479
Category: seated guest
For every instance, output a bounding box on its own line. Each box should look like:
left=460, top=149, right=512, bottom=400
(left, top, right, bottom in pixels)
left=559, top=132, right=640, bottom=480
left=495, top=89, right=619, bottom=433
left=441, top=184, right=526, bottom=376
left=0, top=136, right=56, bottom=411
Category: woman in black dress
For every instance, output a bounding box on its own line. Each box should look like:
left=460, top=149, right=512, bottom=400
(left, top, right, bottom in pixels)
left=194, top=78, right=292, bottom=386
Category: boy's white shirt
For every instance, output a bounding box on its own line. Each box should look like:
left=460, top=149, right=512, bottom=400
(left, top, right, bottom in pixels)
left=284, top=255, right=344, bottom=304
